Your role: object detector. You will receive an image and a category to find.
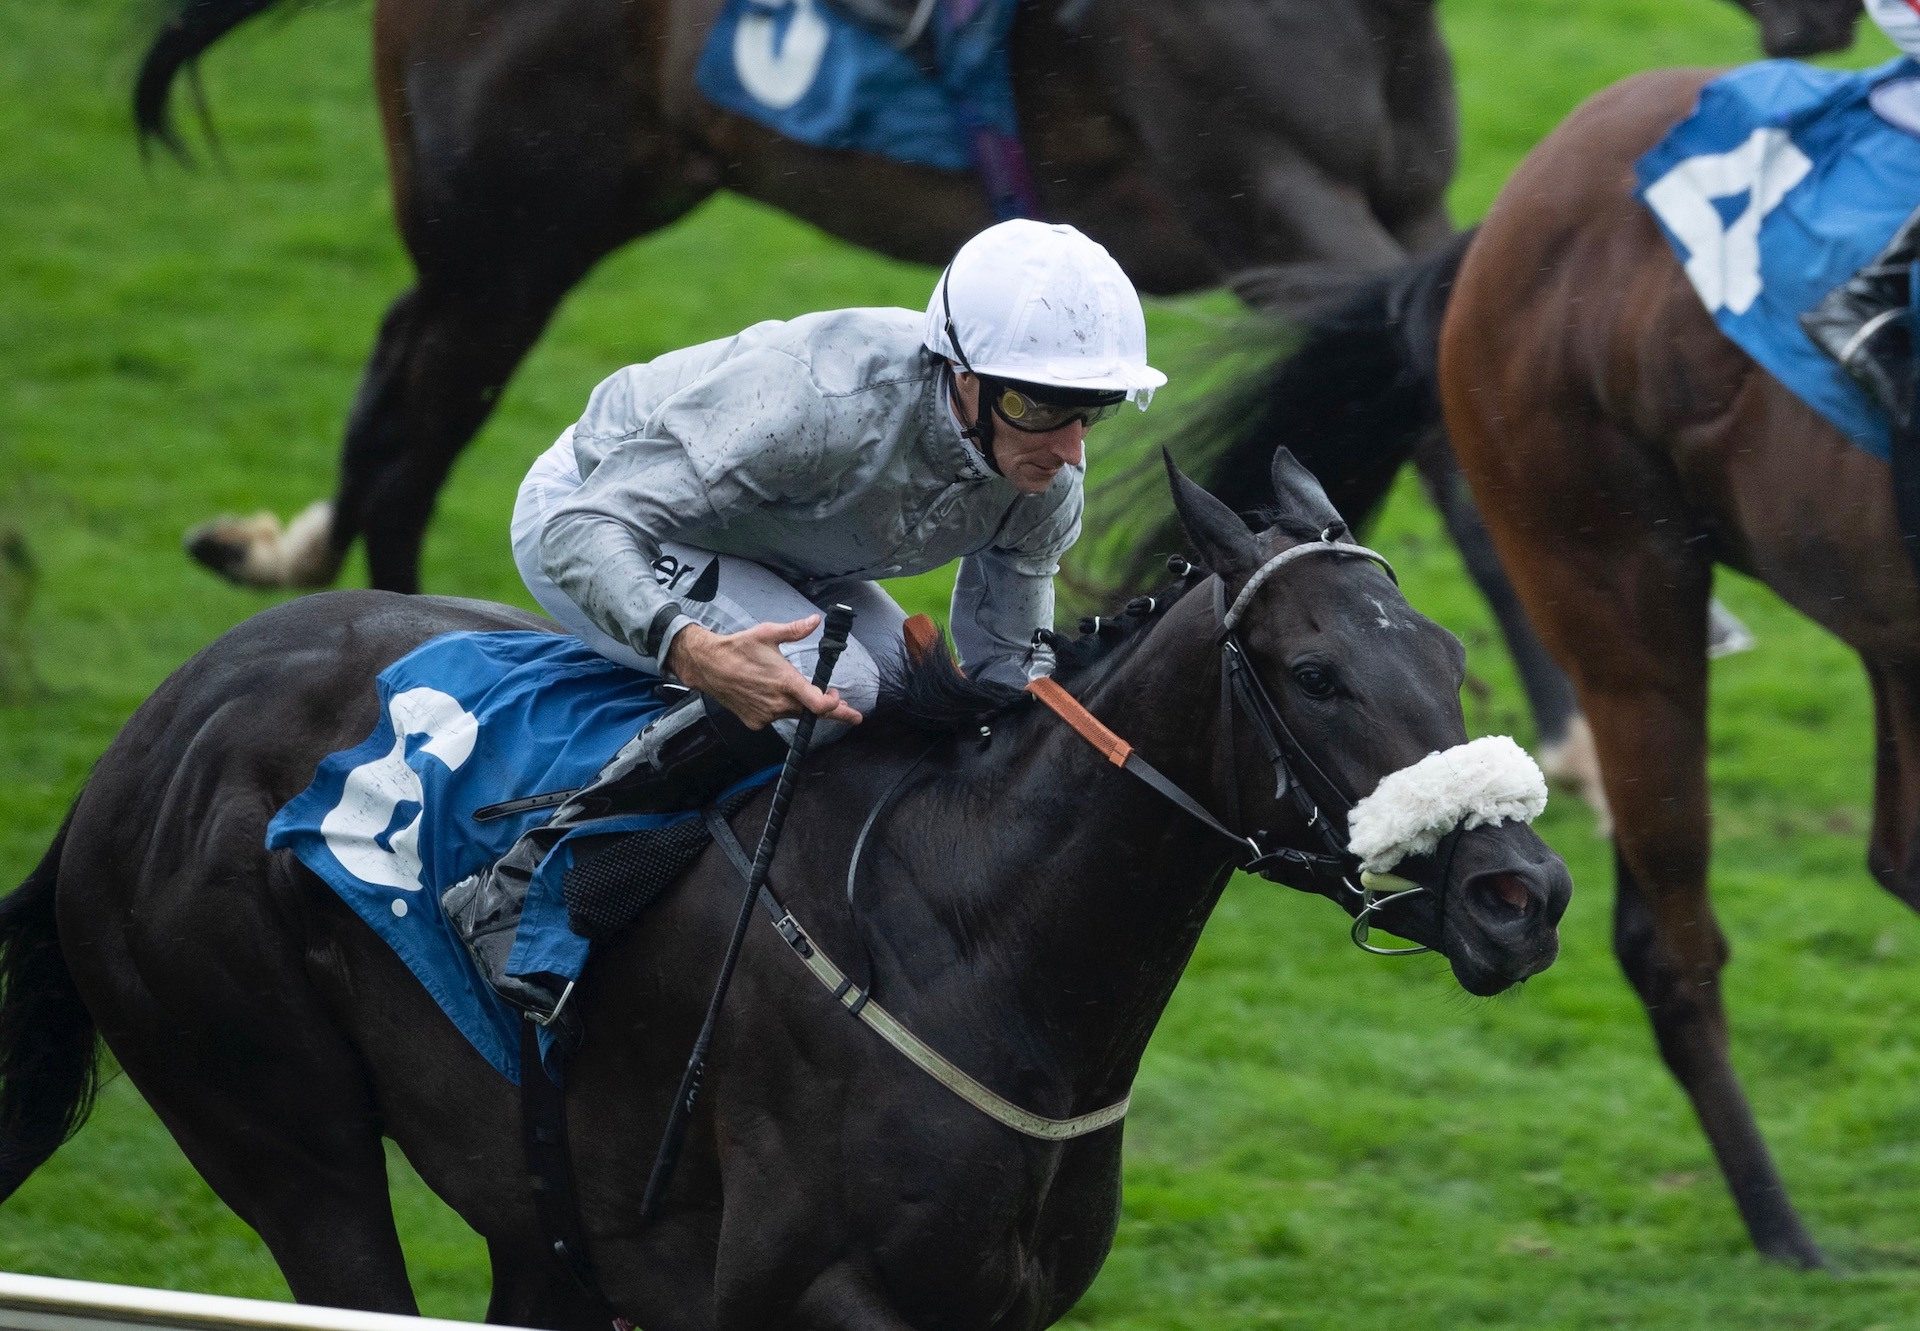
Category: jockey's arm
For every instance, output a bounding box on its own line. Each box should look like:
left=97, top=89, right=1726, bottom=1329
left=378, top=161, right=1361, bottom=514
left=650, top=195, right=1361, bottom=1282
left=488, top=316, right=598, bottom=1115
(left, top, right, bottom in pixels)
left=539, top=348, right=856, bottom=726
left=951, top=480, right=1083, bottom=688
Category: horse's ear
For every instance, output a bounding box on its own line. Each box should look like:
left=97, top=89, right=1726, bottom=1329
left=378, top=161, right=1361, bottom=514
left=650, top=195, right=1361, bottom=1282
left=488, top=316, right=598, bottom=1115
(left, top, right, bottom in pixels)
left=1268, top=447, right=1348, bottom=541
left=1164, top=449, right=1256, bottom=577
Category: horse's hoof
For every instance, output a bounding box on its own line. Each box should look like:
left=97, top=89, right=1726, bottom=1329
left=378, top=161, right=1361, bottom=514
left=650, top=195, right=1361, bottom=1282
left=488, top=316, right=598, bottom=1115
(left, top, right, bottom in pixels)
left=1758, top=1234, right=1828, bottom=1271
left=184, top=501, right=338, bottom=589
left=1708, top=599, right=1757, bottom=659
left=186, top=511, right=273, bottom=584
left=1536, top=714, right=1610, bottom=837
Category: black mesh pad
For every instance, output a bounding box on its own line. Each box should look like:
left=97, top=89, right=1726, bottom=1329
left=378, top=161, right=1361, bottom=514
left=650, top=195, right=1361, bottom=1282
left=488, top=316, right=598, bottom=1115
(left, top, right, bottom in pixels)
left=561, top=785, right=760, bottom=940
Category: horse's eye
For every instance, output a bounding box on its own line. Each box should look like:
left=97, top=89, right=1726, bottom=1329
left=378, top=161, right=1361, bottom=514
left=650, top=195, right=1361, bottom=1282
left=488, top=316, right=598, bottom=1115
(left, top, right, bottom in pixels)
left=1291, top=663, right=1337, bottom=700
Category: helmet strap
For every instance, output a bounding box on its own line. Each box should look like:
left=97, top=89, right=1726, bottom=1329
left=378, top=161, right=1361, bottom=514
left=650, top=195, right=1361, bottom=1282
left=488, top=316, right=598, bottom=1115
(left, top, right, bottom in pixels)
left=946, top=364, right=1001, bottom=473
left=940, top=265, right=1003, bottom=473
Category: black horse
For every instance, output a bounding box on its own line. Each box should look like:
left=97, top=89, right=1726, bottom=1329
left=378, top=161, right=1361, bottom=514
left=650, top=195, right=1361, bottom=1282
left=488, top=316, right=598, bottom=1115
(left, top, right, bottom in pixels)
left=0, top=459, right=1566, bottom=1328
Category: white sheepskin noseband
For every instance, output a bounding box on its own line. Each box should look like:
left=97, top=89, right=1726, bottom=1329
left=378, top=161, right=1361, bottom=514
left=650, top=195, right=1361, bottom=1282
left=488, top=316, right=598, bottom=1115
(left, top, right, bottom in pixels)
left=1346, top=736, right=1547, bottom=874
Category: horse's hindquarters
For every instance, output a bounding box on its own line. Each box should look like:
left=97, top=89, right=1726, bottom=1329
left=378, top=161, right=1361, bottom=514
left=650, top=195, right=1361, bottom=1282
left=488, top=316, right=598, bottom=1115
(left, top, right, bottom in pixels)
left=48, top=594, right=576, bottom=1308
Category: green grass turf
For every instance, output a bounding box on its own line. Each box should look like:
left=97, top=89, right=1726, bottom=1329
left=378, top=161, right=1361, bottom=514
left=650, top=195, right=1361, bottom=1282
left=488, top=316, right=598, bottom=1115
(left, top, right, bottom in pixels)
left=4, top=0, right=1919, bottom=1325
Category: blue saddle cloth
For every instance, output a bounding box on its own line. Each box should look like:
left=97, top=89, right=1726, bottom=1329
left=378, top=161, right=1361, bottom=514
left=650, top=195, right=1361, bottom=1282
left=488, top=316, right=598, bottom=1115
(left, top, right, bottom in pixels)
left=696, top=0, right=1035, bottom=219
left=265, top=631, right=774, bottom=1083
left=1636, top=57, right=1920, bottom=460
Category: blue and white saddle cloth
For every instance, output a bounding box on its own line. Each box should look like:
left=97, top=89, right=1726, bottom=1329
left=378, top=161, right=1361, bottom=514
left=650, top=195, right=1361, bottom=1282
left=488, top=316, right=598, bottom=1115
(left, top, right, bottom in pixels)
left=266, top=631, right=774, bottom=1082
left=696, top=0, right=1036, bottom=219
left=1637, top=57, right=1920, bottom=460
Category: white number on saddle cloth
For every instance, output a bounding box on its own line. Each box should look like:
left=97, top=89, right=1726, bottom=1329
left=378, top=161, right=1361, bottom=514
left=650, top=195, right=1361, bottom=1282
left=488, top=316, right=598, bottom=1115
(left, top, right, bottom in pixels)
left=319, top=687, right=479, bottom=892
left=1642, top=127, right=1813, bottom=316
left=735, top=0, right=830, bottom=110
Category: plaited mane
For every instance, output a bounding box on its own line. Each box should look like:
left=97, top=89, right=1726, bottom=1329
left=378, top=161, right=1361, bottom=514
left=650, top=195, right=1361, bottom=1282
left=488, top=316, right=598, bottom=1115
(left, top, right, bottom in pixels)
left=872, top=572, right=1204, bottom=736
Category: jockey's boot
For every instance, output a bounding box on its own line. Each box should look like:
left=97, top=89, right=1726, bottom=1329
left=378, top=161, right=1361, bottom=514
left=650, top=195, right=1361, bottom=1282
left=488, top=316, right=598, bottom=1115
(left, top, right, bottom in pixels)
left=1801, top=203, right=1920, bottom=429
left=440, top=692, right=786, bottom=1031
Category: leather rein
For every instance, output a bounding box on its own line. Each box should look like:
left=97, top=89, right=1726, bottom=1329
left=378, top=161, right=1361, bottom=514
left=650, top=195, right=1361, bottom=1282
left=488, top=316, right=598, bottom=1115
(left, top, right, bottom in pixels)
left=709, top=536, right=1433, bottom=1145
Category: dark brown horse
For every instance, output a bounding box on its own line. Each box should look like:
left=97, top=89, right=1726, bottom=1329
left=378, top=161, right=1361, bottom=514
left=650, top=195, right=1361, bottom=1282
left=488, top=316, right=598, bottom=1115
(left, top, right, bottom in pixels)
left=138, top=0, right=1461, bottom=594
left=1181, top=65, right=1915, bottom=1268
left=0, top=460, right=1567, bottom=1328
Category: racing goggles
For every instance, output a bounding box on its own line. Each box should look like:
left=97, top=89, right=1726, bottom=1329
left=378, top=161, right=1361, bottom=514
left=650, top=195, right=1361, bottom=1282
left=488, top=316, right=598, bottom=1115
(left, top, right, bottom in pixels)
left=985, top=379, right=1127, bottom=433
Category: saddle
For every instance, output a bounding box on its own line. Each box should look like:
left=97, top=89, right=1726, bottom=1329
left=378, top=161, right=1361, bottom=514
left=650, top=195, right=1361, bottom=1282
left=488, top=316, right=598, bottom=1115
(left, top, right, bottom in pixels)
left=558, top=613, right=945, bottom=940
left=559, top=783, right=761, bottom=938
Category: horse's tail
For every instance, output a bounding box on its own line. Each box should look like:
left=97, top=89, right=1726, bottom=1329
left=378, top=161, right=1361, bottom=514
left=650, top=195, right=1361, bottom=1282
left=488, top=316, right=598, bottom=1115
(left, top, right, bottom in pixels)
left=1210, top=226, right=1476, bottom=520
left=134, top=0, right=298, bottom=160
left=1085, top=229, right=1477, bottom=594
left=0, top=808, right=100, bottom=1204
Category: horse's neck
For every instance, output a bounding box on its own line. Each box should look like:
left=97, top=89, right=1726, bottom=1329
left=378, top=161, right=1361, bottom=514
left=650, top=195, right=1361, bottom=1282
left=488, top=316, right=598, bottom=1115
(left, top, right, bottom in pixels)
left=859, top=593, right=1240, bottom=1107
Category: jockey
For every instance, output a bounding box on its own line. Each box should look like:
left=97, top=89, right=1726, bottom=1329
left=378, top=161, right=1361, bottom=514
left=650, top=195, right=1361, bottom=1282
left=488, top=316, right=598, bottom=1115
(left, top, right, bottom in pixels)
left=443, top=219, right=1165, bottom=1023
left=1802, top=0, right=1920, bottom=423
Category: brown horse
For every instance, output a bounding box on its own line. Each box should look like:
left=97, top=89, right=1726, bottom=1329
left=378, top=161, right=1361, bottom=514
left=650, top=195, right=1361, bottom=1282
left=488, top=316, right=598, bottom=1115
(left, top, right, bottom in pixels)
left=1443, top=70, right=1920, bottom=1269
left=1183, top=64, right=1915, bottom=1268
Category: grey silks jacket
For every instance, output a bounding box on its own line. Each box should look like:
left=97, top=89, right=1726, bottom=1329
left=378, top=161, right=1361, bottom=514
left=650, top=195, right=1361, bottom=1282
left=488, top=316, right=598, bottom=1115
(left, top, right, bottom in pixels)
left=540, top=307, right=1084, bottom=689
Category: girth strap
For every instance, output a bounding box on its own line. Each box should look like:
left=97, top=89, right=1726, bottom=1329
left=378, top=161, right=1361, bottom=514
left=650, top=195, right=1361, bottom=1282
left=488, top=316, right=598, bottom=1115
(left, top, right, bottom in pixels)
left=518, top=1023, right=622, bottom=1322
left=701, top=807, right=1130, bottom=1142
left=1894, top=263, right=1920, bottom=585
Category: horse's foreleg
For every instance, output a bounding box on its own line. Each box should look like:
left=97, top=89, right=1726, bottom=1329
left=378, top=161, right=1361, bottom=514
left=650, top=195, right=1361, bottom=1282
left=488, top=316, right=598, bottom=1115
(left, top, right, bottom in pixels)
left=1570, top=575, right=1826, bottom=1265
left=1447, top=359, right=1823, bottom=1262
left=786, top=1265, right=920, bottom=1331
left=186, top=267, right=573, bottom=594
left=1864, top=659, right=1920, bottom=908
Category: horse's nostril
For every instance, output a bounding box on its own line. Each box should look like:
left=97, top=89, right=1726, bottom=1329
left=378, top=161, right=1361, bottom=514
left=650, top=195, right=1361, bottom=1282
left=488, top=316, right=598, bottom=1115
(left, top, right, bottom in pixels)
left=1473, top=872, right=1535, bottom=919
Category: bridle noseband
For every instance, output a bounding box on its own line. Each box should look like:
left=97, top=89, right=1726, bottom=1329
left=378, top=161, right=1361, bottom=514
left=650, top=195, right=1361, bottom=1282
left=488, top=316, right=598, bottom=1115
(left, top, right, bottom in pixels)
left=1029, top=535, right=1442, bottom=957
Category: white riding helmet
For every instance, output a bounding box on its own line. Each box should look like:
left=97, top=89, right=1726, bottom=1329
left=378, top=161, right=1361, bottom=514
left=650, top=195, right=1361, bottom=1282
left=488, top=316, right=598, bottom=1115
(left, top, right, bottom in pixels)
left=924, top=220, right=1166, bottom=405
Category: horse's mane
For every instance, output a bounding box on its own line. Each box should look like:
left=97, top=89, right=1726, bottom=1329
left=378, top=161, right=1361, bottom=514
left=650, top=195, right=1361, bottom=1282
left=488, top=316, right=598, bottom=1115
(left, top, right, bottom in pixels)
left=872, top=570, right=1206, bottom=735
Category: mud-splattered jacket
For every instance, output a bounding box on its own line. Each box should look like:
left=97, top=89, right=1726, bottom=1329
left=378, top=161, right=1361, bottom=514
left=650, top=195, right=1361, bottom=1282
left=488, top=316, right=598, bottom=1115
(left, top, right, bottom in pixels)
left=1869, top=0, right=1920, bottom=60
left=538, top=307, right=1082, bottom=687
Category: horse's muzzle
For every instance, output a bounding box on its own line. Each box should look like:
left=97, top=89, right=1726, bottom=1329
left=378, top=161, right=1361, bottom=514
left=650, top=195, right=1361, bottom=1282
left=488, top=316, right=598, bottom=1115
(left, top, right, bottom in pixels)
left=1439, top=821, right=1571, bottom=995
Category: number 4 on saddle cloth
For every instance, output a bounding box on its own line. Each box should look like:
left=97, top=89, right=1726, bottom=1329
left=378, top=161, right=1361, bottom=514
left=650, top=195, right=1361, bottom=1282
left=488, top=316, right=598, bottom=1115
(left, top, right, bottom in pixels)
left=265, top=631, right=779, bottom=1083
left=1637, top=57, right=1920, bottom=460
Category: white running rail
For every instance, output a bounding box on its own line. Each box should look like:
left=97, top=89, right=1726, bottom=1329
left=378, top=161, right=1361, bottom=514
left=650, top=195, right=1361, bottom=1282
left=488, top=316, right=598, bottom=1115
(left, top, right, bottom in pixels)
left=0, top=1274, right=528, bottom=1331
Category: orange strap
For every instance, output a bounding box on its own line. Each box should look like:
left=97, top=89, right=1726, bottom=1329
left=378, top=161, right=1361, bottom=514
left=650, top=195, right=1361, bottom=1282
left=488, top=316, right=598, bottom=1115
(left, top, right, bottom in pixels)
left=902, top=613, right=942, bottom=664
left=1026, top=675, right=1132, bottom=767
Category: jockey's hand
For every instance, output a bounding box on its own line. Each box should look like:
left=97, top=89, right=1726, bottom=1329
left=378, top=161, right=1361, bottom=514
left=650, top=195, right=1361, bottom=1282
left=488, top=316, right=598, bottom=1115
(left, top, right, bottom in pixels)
left=665, top=617, right=864, bottom=731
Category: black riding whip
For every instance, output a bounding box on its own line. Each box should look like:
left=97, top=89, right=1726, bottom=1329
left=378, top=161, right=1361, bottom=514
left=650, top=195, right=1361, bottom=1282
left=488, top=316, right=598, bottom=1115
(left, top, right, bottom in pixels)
left=639, top=603, right=856, bottom=1223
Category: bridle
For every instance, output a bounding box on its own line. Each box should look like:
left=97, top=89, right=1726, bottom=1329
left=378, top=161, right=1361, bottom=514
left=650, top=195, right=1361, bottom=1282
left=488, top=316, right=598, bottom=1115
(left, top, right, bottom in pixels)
left=689, top=533, right=1447, bottom=1148
left=1029, top=535, right=1442, bottom=956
